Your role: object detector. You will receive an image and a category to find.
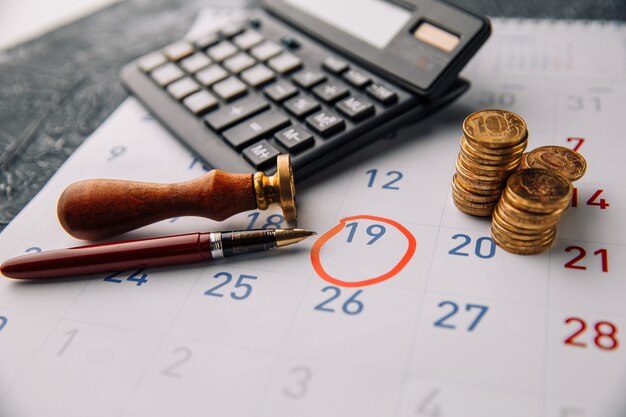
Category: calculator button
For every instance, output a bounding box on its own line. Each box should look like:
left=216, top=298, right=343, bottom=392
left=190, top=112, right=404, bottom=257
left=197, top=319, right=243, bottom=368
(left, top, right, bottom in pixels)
left=195, top=65, right=228, bottom=86
left=281, top=36, right=300, bottom=49
left=233, top=30, right=264, bottom=50
left=194, top=33, right=220, bottom=49
left=322, top=56, right=348, bottom=74
left=366, top=83, right=398, bottom=104
left=336, top=96, right=375, bottom=121
left=167, top=77, right=200, bottom=100
left=150, top=62, right=185, bottom=86
left=212, top=76, right=248, bottom=101
left=137, top=51, right=166, bottom=72
left=305, top=111, right=345, bottom=137
left=263, top=81, right=297, bottom=102
left=223, top=52, right=256, bottom=73
left=343, top=69, right=371, bottom=88
left=240, top=64, right=276, bottom=87
left=163, top=41, right=194, bottom=61
left=223, top=111, right=290, bottom=149
left=267, top=52, right=302, bottom=74
left=250, top=41, right=283, bottom=61
left=242, top=140, right=281, bottom=169
left=180, top=52, right=212, bottom=73
left=207, top=41, right=238, bottom=61
left=183, top=90, right=218, bottom=114
left=274, top=126, right=314, bottom=152
left=284, top=95, right=321, bottom=118
left=205, top=95, right=270, bottom=131
left=292, top=69, right=326, bottom=88
left=312, top=82, right=349, bottom=103
left=220, top=24, right=245, bottom=38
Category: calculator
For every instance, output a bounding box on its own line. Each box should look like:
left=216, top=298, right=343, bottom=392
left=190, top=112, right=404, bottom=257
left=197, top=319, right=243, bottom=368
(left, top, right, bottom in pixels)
left=120, top=0, right=490, bottom=180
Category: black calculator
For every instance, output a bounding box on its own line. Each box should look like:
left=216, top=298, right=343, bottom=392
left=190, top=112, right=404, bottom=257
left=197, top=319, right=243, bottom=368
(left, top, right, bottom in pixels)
left=121, top=0, right=490, bottom=180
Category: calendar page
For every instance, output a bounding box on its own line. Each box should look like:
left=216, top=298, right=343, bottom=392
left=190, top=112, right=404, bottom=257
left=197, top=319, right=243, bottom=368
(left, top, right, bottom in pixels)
left=1, top=13, right=625, bottom=417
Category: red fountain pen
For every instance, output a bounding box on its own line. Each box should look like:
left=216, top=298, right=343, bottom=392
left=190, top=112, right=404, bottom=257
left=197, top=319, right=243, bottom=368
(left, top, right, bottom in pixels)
left=0, top=229, right=315, bottom=280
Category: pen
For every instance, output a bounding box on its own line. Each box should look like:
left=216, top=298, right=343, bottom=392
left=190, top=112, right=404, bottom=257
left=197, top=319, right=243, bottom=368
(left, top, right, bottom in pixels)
left=0, top=228, right=316, bottom=280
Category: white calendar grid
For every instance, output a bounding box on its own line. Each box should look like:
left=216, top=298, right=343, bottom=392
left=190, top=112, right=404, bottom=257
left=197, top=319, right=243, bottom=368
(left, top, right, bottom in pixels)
left=0, top=14, right=625, bottom=417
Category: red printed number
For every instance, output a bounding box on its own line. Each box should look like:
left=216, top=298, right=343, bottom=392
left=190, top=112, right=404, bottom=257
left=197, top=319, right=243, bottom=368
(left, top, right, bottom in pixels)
left=564, top=317, right=619, bottom=351
left=567, top=136, right=585, bottom=151
left=571, top=188, right=609, bottom=209
left=564, top=246, right=609, bottom=272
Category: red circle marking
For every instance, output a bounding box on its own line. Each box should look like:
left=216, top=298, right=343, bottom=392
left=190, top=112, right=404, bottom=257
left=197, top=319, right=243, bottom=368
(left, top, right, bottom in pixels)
left=310, top=215, right=417, bottom=287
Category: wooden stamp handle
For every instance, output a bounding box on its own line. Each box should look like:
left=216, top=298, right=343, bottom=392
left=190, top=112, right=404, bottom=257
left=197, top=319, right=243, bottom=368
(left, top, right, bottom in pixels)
left=57, top=170, right=257, bottom=240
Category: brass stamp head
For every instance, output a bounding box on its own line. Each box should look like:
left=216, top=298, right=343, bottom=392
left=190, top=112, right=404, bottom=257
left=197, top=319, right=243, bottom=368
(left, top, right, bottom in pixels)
left=253, top=155, right=297, bottom=225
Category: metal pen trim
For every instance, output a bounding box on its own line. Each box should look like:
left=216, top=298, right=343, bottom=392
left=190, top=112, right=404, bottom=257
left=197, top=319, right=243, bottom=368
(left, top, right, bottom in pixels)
left=209, top=232, right=224, bottom=259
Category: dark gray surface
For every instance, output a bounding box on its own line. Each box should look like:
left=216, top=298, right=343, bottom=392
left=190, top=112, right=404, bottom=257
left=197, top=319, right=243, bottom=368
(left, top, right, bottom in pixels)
left=0, top=0, right=624, bottom=233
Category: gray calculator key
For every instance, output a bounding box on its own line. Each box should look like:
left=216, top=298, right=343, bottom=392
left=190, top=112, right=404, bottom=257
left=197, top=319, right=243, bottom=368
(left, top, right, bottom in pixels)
left=212, top=76, right=248, bottom=101
left=223, top=52, right=256, bottom=73
left=343, top=69, right=371, bottom=88
left=204, top=95, right=269, bottom=131
left=305, top=111, right=345, bottom=136
left=312, top=82, right=349, bottom=103
left=268, top=52, right=302, bottom=74
left=336, top=96, right=374, bottom=121
left=240, top=64, right=275, bottom=87
left=242, top=140, right=281, bottom=169
left=263, top=81, right=297, bottom=102
left=183, top=90, right=218, bottom=114
left=208, top=41, right=238, bottom=61
left=292, top=69, right=326, bottom=88
left=195, top=65, right=228, bottom=86
left=137, top=51, right=166, bottom=72
left=194, top=33, right=220, bottom=49
left=365, top=83, right=398, bottom=104
left=250, top=41, right=283, bottom=61
left=180, top=52, right=212, bottom=73
left=223, top=111, right=290, bottom=149
left=322, top=56, right=348, bottom=74
left=150, top=62, right=185, bottom=86
left=220, top=24, right=244, bottom=38
left=167, top=77, right=200, bottom=100
left=233, top=30, right=264, bottom=50
left=284, top=95, right=321, bottom=118
left=163, top=41, right=194, bottom=61
left=274, top=126, right=313, bottom=152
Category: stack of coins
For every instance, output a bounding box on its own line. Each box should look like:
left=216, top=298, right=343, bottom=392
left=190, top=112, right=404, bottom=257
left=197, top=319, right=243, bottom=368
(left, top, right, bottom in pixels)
left=492, top=169, right=573, bottom=255
left=518, top=145, right=587, bottom=181
left=452, top=109, right=528, bottom=216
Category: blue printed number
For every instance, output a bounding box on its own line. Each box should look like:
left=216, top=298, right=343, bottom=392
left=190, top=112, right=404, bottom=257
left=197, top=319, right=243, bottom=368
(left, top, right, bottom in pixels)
left=246, top=212, right=285, bottom=230
left=0, top=316, right=7, bottom=332
left=448, top=234, right=495, bottom=259
left=314, top=286, right=364, bottom=315
left=366, top=169, right=403, bottom=190
left=345, top=222, right=386, bottom=245
left=188, top=155, right=211, bottom=171
left=204, top=272, right=257, bottom=300
left=434, top=301, right=488, bottom=332
left=103, top=269, right=148, bottom=286
left=25, top=247, right=42, bottom=253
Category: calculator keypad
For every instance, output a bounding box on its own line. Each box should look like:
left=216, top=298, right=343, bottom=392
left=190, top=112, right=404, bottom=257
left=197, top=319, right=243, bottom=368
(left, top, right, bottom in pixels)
left=132, top=15, right=406, bottom=174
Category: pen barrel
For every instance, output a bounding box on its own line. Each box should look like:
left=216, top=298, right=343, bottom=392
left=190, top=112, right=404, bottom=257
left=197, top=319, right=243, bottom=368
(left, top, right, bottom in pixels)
left=0, top=233, right=212, bottom=280
left=57, top=170, right=257, bottom=240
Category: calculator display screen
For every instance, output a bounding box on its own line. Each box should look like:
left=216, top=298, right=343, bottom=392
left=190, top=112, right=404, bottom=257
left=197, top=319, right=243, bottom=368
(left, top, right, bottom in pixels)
left=284, top=0, right=412, bottom=49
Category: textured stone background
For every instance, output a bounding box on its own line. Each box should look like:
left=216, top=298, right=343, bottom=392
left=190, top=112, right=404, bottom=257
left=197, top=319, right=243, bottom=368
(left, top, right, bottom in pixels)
left=0, top=0, right=624, bottom=232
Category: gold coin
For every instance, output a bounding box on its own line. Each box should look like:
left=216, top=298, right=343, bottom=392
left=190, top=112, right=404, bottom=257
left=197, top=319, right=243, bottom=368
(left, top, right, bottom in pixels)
left=498, top=192, right=565, bottom=229
left=461, top=136, right=526, bottom=165
left=505, top=168, right=572, bottom=213
left=492, top=212, right=555, bottom=241
left=458, top=151, right=521, bottom=177
left=518, top=152, right=530, bottom=170
left=452, top=192, right=498, bottom=211
left=451, top=175, right=501, bottom=203
left=492, top=221, right=554, bottom=245
left=491, top=229, right=555, bottom=255
left=492, top=205, right=545, bottom=235
left=452, top=194, right=493, bottom=217
left=455, top=158, right=510, bottom=183
left=462, top=109, right=528, bottom=149
left=525, top=146, right=587, bottom=181
left=455, top=168, right=507, bottom=192
left=463, top=134, right=528, bottom=156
